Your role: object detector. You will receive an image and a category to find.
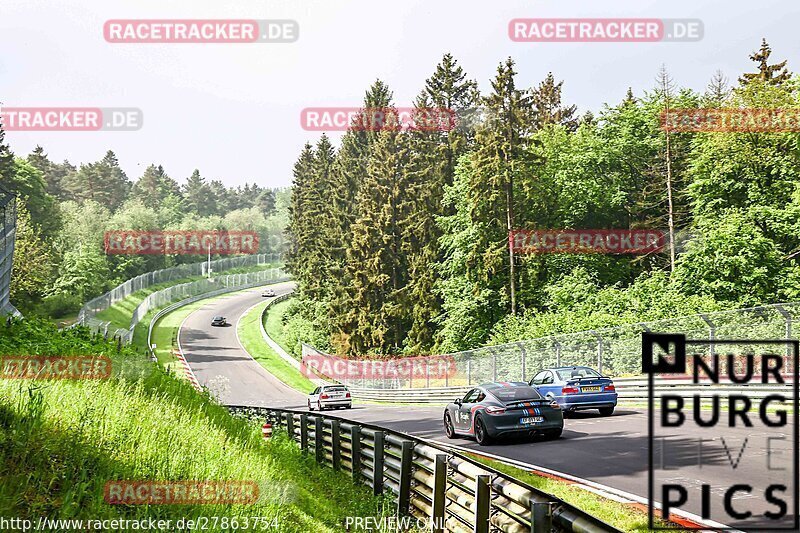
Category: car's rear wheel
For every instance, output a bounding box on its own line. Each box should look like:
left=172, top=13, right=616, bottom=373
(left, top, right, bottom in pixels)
left=308, top=400, right=313, bottom=411
left=474, top=416, right=491, bottom=446
left=444, top=413, right=456, bottom=439
left=599, top=406, right=615, bottom=416
left=543, top=428, right=562, bottom=440
left=317, top=401, right=323, bottom=411
left=345, top=404, right=352, bottom=409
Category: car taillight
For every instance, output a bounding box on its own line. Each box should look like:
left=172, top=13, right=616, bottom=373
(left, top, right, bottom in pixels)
left=345, top=392, right=351, bottom=398
left=320, top=394, right=329, bottom=399
left=605, top=384, right=616, bottom=392
left=485, top=406, right=506, bottom=415
left=562, top=386, right=579, bottom=395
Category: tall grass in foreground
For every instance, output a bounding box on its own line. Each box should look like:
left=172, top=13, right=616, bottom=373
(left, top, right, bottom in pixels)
left=0, top=318, right=393, bottom=532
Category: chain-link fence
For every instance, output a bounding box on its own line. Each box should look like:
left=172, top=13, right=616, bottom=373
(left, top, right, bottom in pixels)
left=77, top=253, right=281, bottom=323
left=89, top=266, right=289, bottom=343
left=0, top=186, right=18, bottom=316
left=303, top=302, right=799, bottom=389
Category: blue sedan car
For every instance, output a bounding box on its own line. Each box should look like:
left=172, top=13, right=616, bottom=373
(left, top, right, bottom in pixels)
left=529, top=366, right=617, bottom=416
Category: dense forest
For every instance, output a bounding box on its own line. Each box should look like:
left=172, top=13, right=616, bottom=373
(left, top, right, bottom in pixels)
left=285, top=40, right=800, bottom=357
left=0, top=132, right=288, bottom=317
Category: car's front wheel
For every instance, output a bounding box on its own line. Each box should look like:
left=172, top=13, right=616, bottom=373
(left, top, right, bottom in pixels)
left=474, top=416, right=491, bottom=446
left=599, top=406, right=615, bottom=416
left=444, top=412, right=456, bottom=439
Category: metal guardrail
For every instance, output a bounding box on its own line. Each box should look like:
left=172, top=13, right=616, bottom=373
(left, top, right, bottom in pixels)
left=229, top=405, right=620, bottom=533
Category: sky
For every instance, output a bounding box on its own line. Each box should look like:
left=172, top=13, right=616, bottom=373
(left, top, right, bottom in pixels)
left=1, top=0, right=799, bottom=189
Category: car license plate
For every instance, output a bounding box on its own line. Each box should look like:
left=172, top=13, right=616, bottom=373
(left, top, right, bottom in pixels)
left=581, top=386, right=601, bottom=392
left=520, top=416, right=544, bottom=425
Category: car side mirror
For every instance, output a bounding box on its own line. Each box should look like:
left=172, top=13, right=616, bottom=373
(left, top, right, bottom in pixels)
left=454, top=398, right=462, bottom=405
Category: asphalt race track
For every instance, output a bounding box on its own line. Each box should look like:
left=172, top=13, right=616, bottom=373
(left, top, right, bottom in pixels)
left=180, top=287, right=797, bottom=530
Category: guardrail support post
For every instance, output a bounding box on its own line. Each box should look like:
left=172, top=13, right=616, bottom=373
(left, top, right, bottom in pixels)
left=285, top=413, right=294, bottom=441
left=299, top=414, right=308, bottom=452
left=314, top=417, right=324, bottom=464
left=351, top=425, right=362, bottom=482
left=431, top=454, right=447, bottom=533
left=530, top=501, right=552, bottom=533
left=331, top=419, right=341, bottom=471
left=554, top=341, right=561, bottom=367
left=475, top=474, right=490, bottom=533
left=373, top=431, right=385, bottom=495
left=397, top=440, right=414, bottom=515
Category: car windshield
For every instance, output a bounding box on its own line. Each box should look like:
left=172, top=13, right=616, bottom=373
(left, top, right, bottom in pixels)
left=556, top=367, right=601, bottom=380
left=213, top=316, right=223, bottom=320
left=489, top=386, right=542, bottom=403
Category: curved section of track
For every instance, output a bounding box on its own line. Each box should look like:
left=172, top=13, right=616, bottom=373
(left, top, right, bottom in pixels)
left=179, top=288, right=777, bottom=529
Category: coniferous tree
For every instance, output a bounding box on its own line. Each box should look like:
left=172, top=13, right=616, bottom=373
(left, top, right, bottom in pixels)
left=530, top=72, right=578, bottom=131
left=130, top=164, right=180, bottom=207
left=63, top=150, right=130, bottom=210
left=704, top=70, right=731, bottom=106
left=739, top=39, right=791, bottom=85
left=285, top=143, right=316, bottom=294
left=182, top=169, right=213, bottom=216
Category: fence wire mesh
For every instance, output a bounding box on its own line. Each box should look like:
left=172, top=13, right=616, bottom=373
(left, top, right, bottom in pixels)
left=77, top=254, right=285, bottom=342
left=0, top=186, right=17, bottom=316
left=303, top=302, right=800, bottom=389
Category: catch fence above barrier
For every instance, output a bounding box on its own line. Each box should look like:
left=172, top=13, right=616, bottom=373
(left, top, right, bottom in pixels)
left=302, top=303, right=799, bottom=389
left=230, top=406, right=620, bottom=533
left=0, top=185, right=17, bottom=316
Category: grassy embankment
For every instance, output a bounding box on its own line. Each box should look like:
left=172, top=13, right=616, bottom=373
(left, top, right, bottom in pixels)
left=0, top=318, right=394, bottom=532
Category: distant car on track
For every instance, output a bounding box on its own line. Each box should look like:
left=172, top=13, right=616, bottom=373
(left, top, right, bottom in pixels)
left=529, top=366, right=617, bottom=416
left=308, top=384, right=352, bottom=411
left=443, top=382, right=563, bottom=445
left=261, top=288, right=276, bottom=297
left=210, top=315, right=227, bottom=327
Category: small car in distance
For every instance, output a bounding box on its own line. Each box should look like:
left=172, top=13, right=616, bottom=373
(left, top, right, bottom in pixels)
left=529, top=366, right=617, bottom=416
left=211, top=315, right=227, bottom=327
left=261, top=288, right=276, bottom=297
left=443, top=382, right=563, bottom=445
left=308, top=384, right=352, bottom=410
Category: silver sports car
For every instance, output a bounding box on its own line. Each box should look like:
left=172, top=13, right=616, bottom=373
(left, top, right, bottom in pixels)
left=443, top=382, right=564, bottom=445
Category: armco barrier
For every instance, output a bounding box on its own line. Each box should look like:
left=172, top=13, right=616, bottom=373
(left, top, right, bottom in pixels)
left=230, top=406, right=620, bottom=533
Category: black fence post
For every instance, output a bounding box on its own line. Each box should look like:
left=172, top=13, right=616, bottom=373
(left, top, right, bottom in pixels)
left=432, top=455, right=447, bottom=533
left=285, top=413, right=294, bottom=441
left=314, top=417, right=324, bottom=464
left=331, top=419, right=341, bottom=471
left=531, top=501, right=552, bottom=533
left=299, top=414, right=308, bottom=452
left=351, top=425, right=362, bottom=483
left=397, top=440, right=414, bottom=515
left=372, top=431, right=385, bottom=495
left=475, top=474, right=490, bottom=533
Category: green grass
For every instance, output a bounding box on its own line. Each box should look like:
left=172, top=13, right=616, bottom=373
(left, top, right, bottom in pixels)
left=466, top=453, right=681, bottom=533
left=238, top=301, right=316, bottom=394
left=0, top=318, right=393, bottom=532
left=263, top=298, right=294, bottom=356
